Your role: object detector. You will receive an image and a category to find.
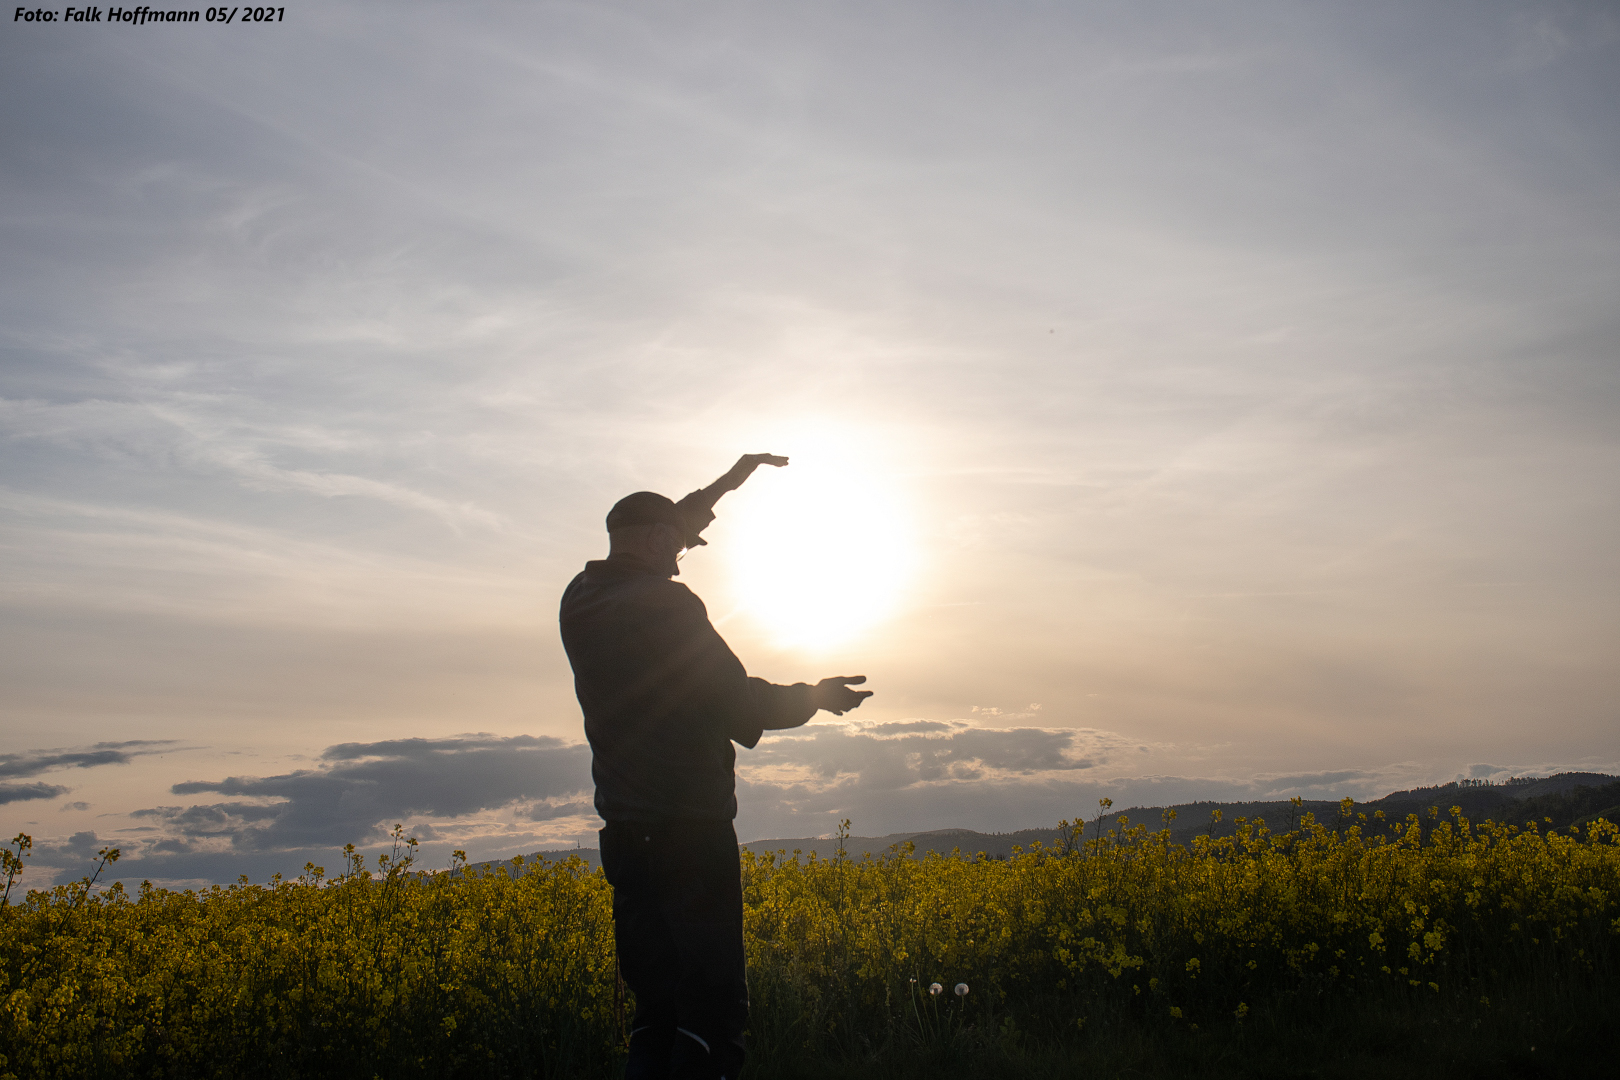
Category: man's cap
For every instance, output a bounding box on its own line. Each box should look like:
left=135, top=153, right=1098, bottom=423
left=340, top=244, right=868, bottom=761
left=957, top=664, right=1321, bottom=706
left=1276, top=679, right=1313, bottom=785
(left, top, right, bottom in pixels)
left=605, top=491, right=708, bottom=547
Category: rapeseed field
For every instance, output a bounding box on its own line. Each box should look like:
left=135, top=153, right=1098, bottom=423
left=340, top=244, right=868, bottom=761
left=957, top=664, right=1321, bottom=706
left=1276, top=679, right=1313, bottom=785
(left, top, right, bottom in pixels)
left=2, top=804, right=1615, bottom=1079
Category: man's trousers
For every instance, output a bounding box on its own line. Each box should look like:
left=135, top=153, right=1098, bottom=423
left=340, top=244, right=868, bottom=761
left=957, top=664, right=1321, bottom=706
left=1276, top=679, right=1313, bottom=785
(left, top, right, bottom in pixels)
left=599, top=820, right=748, bottom=1080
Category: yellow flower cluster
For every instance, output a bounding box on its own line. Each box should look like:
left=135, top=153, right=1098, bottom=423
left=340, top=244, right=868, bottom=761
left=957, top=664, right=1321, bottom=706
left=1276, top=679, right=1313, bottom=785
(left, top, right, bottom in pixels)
left=1, top=807, right=1615, bottom=1077
left=742, top=805, right=1620, bottom=1054
left=0, top=836, right=620, bottom=1079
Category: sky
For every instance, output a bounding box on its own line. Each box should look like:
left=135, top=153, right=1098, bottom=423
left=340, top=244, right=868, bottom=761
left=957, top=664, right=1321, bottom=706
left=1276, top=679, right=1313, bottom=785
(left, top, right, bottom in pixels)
left=2, top=1, right=1617, bottom=889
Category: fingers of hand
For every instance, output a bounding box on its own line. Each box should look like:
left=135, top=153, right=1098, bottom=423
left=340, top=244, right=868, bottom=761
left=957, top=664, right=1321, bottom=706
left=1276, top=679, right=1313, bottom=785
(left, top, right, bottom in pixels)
left=814, top=676, right=870, bottom=714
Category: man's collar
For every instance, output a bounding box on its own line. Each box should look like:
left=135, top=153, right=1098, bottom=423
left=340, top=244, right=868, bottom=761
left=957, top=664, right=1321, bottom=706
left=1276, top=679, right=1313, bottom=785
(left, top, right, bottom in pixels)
left=586, top=553, right=674, bottom=579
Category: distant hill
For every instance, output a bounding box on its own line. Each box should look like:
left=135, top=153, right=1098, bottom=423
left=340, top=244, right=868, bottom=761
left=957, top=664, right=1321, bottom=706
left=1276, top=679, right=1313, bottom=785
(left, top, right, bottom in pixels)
left=739, top=771, right=1620, bottom=860
left=1349, top=772, right=1620, bottom=839
left=468, top=846, right=601, bottom=874
left=513, top=771, right=1619, bottom=870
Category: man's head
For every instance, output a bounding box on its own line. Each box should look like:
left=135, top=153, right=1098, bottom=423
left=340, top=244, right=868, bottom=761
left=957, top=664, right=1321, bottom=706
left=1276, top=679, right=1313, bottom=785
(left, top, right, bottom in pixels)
left=606, top=491, right=691, bottom=576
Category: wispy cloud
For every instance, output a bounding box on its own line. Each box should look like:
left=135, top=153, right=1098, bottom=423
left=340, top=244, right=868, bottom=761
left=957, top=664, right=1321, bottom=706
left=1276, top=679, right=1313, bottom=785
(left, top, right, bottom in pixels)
left=0, top=740, right=174, bottom=781
left=0, top=782, right=70, bottom=806
left=0, top=487, right=532, bottom=626
left=0, top=395, right=507, bottom=534
left=0, top=740, right=174, bottom=805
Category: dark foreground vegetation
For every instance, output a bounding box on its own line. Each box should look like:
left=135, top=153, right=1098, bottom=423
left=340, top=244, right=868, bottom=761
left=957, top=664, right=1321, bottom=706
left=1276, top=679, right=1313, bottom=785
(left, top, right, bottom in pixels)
left=2, top=803, right=1615, bottom=1079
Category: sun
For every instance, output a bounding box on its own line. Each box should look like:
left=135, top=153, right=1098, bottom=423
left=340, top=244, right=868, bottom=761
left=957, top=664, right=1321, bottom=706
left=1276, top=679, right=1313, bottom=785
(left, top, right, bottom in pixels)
left=717, top=436, right=913, bottom=651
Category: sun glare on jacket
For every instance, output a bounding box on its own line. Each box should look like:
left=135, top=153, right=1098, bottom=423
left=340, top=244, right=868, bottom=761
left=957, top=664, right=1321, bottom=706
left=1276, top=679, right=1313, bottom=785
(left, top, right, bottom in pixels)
left=721, top=441, right=912, bottom=651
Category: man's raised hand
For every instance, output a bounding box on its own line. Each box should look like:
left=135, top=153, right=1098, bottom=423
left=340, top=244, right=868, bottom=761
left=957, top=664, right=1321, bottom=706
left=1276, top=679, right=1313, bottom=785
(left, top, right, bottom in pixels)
left=718, top=453, right=788, bottom=491
left=811, top=675, right=872, bottom=716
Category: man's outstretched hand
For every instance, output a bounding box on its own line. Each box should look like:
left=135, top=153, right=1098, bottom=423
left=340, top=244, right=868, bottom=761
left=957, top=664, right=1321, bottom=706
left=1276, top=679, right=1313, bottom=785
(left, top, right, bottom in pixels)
left=717, top=453, right=788, bottom=492
left=811, top=675, right=872, bottom=716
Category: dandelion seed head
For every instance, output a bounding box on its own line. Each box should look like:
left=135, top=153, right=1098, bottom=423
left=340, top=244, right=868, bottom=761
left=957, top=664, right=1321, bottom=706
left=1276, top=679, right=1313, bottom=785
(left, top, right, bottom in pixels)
left=954, top=983, right=969, bottom=997
left=929, top=982, right=943, bottom=996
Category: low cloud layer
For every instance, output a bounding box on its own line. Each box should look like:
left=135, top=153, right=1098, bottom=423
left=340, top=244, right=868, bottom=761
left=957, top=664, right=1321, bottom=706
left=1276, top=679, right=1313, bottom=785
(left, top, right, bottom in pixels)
left=728, top=724, right=1432, bottom=840
left=17, top=722, right=1613, bottom=888
left=151, top=735, right=593, bottom=850
left=13, top=734, right=584, bottom=885
left=741, top=720, right=1131, bottom=788
left=50, top=722, right=1131, bottom=883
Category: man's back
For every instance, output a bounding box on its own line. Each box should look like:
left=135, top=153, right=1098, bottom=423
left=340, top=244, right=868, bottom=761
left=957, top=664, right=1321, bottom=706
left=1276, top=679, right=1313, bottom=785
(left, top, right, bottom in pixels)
left=560, top=553, right=812, bottom=822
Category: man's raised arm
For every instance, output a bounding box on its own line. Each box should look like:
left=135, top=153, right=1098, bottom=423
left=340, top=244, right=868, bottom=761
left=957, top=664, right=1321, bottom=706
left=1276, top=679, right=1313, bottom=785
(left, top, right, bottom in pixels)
left=675, top=453, right=789, bottom=546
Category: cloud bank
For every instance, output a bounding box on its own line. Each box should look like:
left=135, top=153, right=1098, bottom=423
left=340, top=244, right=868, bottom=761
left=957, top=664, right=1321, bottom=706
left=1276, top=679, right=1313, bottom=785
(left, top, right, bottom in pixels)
left=16, top=734, right=580, bottom=885
left=151, top=734, right=592, bottom=846
left=21, top=722, right=1600, bottom=888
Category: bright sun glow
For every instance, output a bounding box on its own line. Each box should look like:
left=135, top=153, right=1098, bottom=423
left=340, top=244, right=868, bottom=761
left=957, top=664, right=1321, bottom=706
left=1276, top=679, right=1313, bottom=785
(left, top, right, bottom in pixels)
left=719, top=435, right=913, bottom=651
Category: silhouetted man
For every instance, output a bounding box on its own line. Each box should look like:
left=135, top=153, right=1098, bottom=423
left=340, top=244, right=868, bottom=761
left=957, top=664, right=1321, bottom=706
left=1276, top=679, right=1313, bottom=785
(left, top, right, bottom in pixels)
left=560, top=453, right=871, bottom=1080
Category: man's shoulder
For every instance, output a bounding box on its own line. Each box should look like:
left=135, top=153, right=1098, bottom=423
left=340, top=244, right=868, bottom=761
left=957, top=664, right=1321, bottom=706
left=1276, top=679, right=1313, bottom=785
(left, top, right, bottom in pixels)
left=564, top=563, right=705, bottom=612
left=630, top=575, right=702, bottom=608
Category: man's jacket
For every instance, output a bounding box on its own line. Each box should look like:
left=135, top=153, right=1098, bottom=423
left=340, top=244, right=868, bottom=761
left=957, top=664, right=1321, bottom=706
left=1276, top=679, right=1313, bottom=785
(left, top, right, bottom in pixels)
left=560, top=554, right=816, bottom=822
